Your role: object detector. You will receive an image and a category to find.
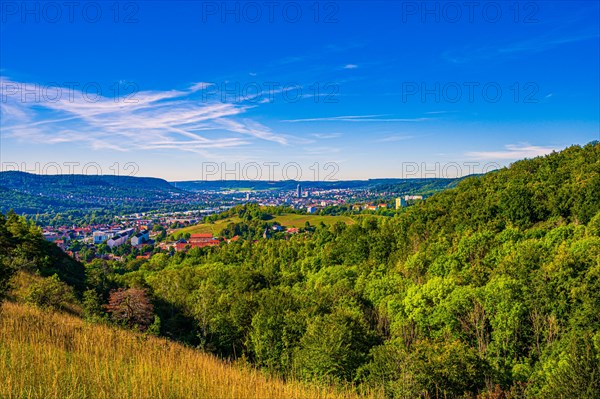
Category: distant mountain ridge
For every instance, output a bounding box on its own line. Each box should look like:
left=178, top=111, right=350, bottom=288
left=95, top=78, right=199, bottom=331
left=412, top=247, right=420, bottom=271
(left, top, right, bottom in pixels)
left=0, top=171, right=463, bottom=215
left=0, top=171, right=176, bottom=193
left=171, top=177, right=464, bottom=192
left=0, top=171, right=181, bottom=214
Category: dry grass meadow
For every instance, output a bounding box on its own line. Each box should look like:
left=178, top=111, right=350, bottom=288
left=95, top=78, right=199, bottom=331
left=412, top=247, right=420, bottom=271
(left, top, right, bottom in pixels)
left=0, top=301, right=377, bottom=399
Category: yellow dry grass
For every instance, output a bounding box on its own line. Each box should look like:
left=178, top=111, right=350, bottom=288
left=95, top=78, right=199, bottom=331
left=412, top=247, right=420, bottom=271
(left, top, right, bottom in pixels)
left=0, top=301, right=378, bottom=399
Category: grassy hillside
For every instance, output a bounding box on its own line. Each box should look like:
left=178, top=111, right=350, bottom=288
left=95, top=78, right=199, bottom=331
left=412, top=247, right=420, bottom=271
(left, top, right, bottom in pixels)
left=178, top=213, right=356, bottom=235
left=0, top=211, right=85, bottom=291
left=178, top=216, right=244, bottom=235
left=0, top=301, right=375, bottom=399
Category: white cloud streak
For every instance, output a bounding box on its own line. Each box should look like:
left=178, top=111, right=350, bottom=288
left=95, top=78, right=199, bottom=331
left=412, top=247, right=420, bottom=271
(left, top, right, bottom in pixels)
left=281, top=115, right=429, bottom=123
left=0, top=77, right=287, bottom=155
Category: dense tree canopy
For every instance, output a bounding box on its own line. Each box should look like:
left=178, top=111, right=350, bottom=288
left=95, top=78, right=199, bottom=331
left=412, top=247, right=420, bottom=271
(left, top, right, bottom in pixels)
left=3, top=142, right=600, bottom=398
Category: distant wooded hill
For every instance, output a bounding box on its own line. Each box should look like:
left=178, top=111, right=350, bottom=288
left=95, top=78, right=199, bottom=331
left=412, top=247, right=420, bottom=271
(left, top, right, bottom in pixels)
left=0, top=171, right=462, bottom=215
left=172, top=178, right=463, bottom=193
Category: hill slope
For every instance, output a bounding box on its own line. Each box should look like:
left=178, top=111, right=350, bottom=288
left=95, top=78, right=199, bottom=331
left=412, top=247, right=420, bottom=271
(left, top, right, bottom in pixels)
left=0, top=301, right=374, bottom=399
left=0, top=211, right=85, bottom=291
left=0, top=171, right=176, bottom=192
left=0, top=171, right=181, bottom=214
left=177, top=213, right=356, bottom=235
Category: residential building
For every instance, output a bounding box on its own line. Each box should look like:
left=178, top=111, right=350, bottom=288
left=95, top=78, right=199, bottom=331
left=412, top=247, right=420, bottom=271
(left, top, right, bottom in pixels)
left=131, top=230, right=150, bottom=246
left=107, top=233, right=127, bottom=249
left=396, top=197, right=407, bottom=209
left=93, top=231, right=111, bottom=244
left=174, top=239, right=189, bottom=252
left=188, top=233, right=219, bottom=248
left=405, top=195, right=423, bottom=201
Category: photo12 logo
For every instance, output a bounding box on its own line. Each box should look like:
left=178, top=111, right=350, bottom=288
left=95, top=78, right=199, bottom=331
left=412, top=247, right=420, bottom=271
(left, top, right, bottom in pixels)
left=400, top=1, right=540, bottom=24
left=401, top=81, right=540, bottom=104
left=200, top=1, right=340, bottom=24
left=199, top=81, right=339, bottom=104
left=400, top=162, right=500, bottom=178
left=200, top=162, right=340, bottom=181
left=0, top=81, right=139, bottom=104
left=0, top=1, right=140, bottom=24
left=1, top=162, right=140, bottom=177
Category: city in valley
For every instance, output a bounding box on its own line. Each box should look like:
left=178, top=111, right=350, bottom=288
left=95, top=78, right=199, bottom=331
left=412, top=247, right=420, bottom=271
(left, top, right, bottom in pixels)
left=32, top=181, right=429, bottom=262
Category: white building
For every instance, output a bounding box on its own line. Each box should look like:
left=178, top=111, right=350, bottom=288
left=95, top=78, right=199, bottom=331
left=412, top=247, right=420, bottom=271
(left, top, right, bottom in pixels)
left=131, top=230, right=150, bottom=246
left=106, top=229, right=134, bottom=249
left=404, top=195, right=423, bottom=201
left=93, top=231, right=111, bottom=244
left=107, top=233, right=127, bottom=249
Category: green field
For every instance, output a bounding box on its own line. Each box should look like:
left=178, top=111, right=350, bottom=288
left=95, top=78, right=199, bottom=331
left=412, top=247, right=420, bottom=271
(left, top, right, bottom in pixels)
left=177, top=217, right=243, bottom=235
left=177, top=214, right=356, bottom=236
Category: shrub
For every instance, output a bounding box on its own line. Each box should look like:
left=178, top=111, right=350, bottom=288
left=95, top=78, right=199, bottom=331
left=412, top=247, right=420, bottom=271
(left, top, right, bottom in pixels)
left=25, top=274, right=76, bottom=311
left=82, top=289, right=106, bottom=321
left=105, top=288, right=154, bottom=331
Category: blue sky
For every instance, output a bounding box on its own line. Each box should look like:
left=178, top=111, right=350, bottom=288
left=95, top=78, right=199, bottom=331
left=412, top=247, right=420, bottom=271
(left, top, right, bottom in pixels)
left=1, top=1, right=599, bottom=181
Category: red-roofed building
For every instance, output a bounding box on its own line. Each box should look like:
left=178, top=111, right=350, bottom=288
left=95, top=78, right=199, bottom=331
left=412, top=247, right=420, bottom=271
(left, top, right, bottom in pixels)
left=190, top=233, right=213, bottom=239
left=174, top=241, right=189, bottom=252
left=188, top=234, right=219, bottom=248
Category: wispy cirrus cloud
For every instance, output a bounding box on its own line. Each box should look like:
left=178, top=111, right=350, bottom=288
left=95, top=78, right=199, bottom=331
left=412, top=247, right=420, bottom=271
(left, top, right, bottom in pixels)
left=375, top=134, right=415, bottom=143
left=281, top=115, right=429, bottom=123
left=466, top=144, right=559, bottom=160
left=311, top=132, right=343, bottom=139
left=0, top=76, right=287, bottom=155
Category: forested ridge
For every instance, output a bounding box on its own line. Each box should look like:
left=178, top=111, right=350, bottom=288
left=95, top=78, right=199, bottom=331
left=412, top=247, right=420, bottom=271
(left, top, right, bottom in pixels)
left=1, top=142, right=600, bottom=398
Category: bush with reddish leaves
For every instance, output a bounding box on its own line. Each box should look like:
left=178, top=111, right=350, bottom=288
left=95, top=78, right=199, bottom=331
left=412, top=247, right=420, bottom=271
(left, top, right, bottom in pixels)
left=105, top=288, right=154, bottom=331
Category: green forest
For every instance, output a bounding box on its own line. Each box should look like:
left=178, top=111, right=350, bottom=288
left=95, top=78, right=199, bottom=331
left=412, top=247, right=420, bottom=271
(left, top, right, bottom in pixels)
left=2, top=142, right=600, bottom=398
